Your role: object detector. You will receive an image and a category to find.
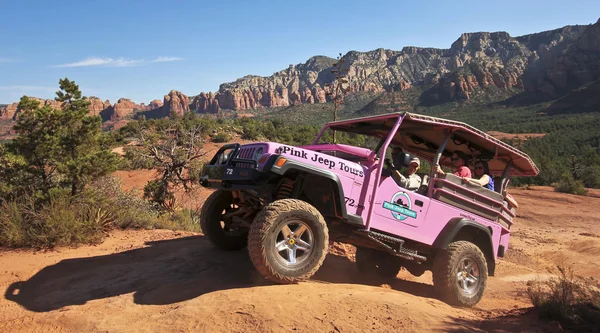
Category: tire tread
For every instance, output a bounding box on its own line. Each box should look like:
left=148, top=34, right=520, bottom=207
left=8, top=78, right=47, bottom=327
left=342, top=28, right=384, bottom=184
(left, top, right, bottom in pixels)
left=432, top=240, right=488, bottom=307
left=248, top=199, right=328, bottom=284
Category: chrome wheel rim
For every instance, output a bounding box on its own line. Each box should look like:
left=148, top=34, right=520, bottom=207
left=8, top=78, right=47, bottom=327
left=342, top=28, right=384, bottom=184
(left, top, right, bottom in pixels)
left=272, top=219, right=314, bottom=266
left=457, top=258, right=480, bottom=295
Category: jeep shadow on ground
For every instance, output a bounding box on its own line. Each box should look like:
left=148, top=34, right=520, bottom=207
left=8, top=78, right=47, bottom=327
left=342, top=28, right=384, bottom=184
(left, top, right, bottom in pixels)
left=312, top=253, right=437, bottom=301
left=5, top=236, right=436, bottom=312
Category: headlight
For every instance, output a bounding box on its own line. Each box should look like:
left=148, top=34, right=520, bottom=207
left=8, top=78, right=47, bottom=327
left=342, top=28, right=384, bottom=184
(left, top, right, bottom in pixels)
left=253, top=147, right=264, bottom=160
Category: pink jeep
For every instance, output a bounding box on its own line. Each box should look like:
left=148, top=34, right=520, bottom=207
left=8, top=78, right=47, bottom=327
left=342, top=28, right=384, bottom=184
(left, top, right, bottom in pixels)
left=199, top=112, right=539, bottom=307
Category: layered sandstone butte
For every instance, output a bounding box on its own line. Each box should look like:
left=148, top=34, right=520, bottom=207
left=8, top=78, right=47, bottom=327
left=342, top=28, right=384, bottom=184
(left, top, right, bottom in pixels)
left=0, top=98, right=63, bottom=121
left=189, top=20, right=597, bottom=112
left=88, top=97, right=112, bottom=116
left=0, top=93, right=176, bottom=126
left=149, top=99, right=163, bottom=110
left=191, top=92, right=220, bottom=114
left=110, top=98, right=144, bottom=119
left=162, top=90, right=189, bottom=115
left=0, top=102, right=18, bottom=120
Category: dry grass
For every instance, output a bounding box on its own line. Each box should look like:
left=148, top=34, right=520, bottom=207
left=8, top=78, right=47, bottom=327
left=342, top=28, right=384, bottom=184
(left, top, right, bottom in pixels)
left=527, top=266, right=600, bottom=331
left=0, top=176, right=201, bottom=249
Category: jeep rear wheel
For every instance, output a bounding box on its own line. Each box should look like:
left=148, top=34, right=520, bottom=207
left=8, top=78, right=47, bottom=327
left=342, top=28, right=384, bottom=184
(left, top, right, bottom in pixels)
left=355, top=247, right=402, bottom=278
left=248, top=199, right=328, bottom=284
left=432, top=240, right=487, bottom=307
left=200, top=190, right=248, bottom=251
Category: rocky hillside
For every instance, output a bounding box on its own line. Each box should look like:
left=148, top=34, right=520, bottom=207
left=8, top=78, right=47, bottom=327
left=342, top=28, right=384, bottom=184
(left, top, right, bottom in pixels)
left=190, top=19, right=598, bottom=113
left=2, top=19, right=598, bottom=125
left=0, top=90, right=186, bottom=123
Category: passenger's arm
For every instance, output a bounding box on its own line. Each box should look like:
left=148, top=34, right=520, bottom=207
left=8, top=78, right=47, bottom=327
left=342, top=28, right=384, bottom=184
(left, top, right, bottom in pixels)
left=392, top=170, right=408, bottom=187
left=462, top=174, right=490, bottom=186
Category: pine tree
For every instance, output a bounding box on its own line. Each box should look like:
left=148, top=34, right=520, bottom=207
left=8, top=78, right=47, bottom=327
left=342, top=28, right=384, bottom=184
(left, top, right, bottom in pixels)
left=8, top=78, right=118, bottom=198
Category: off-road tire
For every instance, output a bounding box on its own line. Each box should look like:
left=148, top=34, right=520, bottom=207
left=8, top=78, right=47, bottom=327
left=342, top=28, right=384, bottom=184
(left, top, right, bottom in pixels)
left=200, top=190, right=248, bottom=251
left=432, top=240, right=488, bottom=307
left=355, top=247, right=402, bottom=278
left=248, top=199, right=328, bottom=284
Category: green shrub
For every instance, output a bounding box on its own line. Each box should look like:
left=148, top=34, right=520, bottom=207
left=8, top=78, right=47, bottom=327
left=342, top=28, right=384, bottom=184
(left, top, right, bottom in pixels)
left=86, top=176, right=158, bottom=229
left=211, top=132, right=231, bottom=143
left=0, top=176, right=162, bottom=248
left=527, top=266, right=600, bottom=330
left=582, top=165, right=600, bottom=189
left=153, top=209, right=202, bottom=232
left=28, top=192, right=104, bottom=248
left=0, top=200, right=29, bottom=247
left=121, top=146, right=155, bottom=170
left=555, top=173, right=588, bottom=196
left=0, top=190, right=106, bottom=248
left=0, top=174, right=210, bottom=248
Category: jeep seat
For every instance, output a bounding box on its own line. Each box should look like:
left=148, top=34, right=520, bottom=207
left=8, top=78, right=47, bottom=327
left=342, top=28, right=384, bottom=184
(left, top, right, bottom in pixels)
left=432, top=173, right=510, bottom=228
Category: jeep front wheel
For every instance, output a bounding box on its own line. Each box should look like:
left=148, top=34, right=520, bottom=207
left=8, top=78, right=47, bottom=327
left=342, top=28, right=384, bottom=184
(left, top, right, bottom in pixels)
left=432, top=240, right=488, bottom=307
left=248, top=199, right=328, bottom=284
left=200, top=190, right=248, bottom=251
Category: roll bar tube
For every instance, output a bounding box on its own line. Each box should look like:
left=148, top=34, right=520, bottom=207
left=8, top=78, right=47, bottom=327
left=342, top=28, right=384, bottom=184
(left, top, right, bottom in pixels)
left=430, top=130, right=453, bottom=180
left=312, top=125, right=329, bottom=145
left=365, top=115, right=404, bottom=231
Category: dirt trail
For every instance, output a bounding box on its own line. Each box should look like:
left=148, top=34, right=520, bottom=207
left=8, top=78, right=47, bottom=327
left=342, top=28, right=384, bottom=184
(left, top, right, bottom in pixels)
left=1, top=186, right=599, bottom=332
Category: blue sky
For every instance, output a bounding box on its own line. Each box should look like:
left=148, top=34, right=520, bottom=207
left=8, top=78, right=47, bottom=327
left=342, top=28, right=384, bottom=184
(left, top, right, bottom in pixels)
left=1, top=0, right=599, bottom=104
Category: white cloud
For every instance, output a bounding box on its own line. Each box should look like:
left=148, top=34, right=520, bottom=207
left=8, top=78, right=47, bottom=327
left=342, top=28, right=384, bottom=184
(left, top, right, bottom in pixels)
left=52, top=56, right=182, bottom=68
left=150, top=56, right=183, bottom=63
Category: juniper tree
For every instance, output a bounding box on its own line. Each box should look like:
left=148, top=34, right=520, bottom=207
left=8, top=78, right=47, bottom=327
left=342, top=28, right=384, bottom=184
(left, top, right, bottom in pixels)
left=6, top=78, right=118, bottom=198
left=127, top=113, right=207, bottom=212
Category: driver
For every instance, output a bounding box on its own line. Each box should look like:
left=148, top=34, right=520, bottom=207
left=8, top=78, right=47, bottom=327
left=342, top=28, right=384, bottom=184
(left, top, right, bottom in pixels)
left=387, top=148, right=422, bottom=191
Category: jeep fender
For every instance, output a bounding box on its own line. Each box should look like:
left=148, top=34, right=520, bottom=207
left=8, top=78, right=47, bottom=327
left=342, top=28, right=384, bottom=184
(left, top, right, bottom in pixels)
left=270, top=157, right=349, bottom=219
left=432, top=217, right=496, bottom=276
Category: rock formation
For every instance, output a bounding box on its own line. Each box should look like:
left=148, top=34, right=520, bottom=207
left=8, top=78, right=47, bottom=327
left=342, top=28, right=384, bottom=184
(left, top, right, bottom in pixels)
left=0, top=98, right=63, bottom=121
left=149, top=99, right=163, bottom=110
left=3, top=19, right=599, bottom=123
left=0, top=102, right=18, bottom=120
left=191, top=92, right=220, bottom=114
left=110, top=98, right=144, bottom=119
left=88, top=97, right=112, bottom=116
left=162, top=90, right=189, bottom=115
left=189, top=21, right=596, bottom=110
left=524, top=19, right=600, bottom=96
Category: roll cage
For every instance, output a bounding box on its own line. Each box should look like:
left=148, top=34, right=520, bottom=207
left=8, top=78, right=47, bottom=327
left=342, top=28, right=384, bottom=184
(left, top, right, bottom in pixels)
left=313, top=112, right=539, bottom=231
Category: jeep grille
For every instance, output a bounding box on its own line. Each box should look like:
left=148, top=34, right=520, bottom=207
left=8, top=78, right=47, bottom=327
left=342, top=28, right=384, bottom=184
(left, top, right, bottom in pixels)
left=236, top=147, right=256, bottom=168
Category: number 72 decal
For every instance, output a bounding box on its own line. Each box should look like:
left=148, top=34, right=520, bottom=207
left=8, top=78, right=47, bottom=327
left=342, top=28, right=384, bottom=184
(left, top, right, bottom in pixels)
left=344, top=197, right=364, bottom=209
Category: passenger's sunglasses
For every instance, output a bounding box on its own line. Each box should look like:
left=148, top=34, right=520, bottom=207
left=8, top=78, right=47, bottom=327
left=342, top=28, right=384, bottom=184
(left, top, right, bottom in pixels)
left=475, top=166, right=484, bottom=170
left=451, top=157, right=459, bottom=161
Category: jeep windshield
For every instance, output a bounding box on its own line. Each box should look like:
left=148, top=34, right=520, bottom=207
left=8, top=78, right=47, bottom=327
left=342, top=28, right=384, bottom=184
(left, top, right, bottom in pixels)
left=308, top=127, right=382, bottom=162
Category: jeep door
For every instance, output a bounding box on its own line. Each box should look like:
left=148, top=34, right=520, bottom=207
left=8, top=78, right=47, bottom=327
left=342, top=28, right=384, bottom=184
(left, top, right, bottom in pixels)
left=367, top=169, right=433, bottom=241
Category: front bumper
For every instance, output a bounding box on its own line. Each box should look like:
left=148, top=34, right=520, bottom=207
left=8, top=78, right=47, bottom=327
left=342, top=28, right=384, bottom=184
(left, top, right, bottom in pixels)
left=200, top=143, right=277, bottom=189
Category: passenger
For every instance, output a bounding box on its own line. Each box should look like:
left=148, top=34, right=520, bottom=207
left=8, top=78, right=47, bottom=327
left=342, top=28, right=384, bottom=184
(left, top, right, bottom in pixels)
left=434, top=151, right=472, bottom=178
left=388, top=149, right=422, bottom=191
left=462, top=160, right=495, bottom=190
